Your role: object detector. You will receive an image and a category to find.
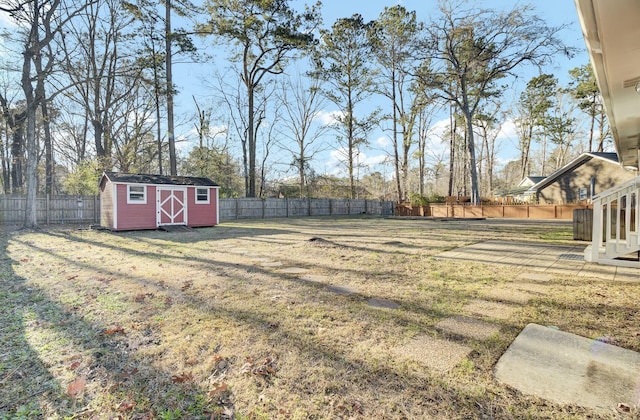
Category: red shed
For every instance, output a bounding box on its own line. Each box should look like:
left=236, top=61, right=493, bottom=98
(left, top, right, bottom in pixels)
left=99, top=171, right=219, bottom=231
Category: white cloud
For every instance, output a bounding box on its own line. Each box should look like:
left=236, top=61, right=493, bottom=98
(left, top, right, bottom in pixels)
left=0, top=11, right=18, bottom=28
left=496, top=118, right=517, bottom=141
left=376, top=136, right=391, bottom=147
left=315, top=110, right=343, bottom=126
left=324, top=147, right=389, bottom=177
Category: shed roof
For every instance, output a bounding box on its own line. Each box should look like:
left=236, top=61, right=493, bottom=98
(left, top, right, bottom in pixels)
left=527, top=152, right=620, bottom=192
left=102, top=171, right=219, bottom=187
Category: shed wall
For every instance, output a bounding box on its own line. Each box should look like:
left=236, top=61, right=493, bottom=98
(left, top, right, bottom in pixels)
left=186, top=187, right=218, bottom=226
left=115, top=184, right=157, bottom=230
left=100, top=180, right=115, bottom=229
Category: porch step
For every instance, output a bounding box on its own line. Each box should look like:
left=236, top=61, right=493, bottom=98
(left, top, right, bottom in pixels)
left=158, top=225, right=193, bottom=232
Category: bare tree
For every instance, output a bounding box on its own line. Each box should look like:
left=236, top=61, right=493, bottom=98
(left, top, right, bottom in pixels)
left=59, top=0, right=141, bottom=170
left=420, top=0, right=570, bottom=204
left=275, top=72, right=329, bottom=197
left=369, top=5, right=425, bottom=202
left=200, top=0, right=321, bottom=197
left=1, top=0, right=95, bottom=227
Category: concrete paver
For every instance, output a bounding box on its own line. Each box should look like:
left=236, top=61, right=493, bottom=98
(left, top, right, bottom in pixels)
left=463, top=299, right=518, bottom=320
left=299, top=274, right=330, bottom=283
left=367, top=297, right=400, bottom=309
left=261, top=261, right=283, bottom=267
left=517, top=272, right=552, bottom=282
left=277, top=267, right=309, bottom=274
left=481, top=288, right=533, bottom=304
left=326, top=285, right=357, bottom=295
left=495, top=323, right=640, bottom=411
left=436, top=316, right=500, bottom=341
left=391, top=335, right=472, bottom=372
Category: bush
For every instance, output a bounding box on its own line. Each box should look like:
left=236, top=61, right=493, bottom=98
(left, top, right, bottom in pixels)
left=409, top=193, right=445, bottom=206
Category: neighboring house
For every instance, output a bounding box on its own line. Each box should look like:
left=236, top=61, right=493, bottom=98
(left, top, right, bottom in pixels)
left=99, top=172, right=220, bottom=231
left=527, top=152, right=636, bottom=204
left=508, top=176, right=546, bottom=203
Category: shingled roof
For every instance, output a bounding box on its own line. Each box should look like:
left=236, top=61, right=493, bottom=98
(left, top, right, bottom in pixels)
left=102, top=171, right=218, bottom=187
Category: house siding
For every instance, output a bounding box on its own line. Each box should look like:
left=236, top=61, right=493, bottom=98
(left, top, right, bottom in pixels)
left=538, top=159, right=636, bottom=204
left=114, top=184, right=157, bottom=230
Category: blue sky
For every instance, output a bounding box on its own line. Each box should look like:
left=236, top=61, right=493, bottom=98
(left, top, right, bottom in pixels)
left=0, top=1, right=591, bottom=179
left=171, top=0, right=591, bottom=180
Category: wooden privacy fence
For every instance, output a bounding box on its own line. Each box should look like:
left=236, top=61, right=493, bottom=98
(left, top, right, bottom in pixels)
left=0, top=195, right=395, bottom=225
left=219, top=198, right=395, bottom=220
left=395, top=203, right=592, bottom=220
left=0, top=195, right=100, bottom=225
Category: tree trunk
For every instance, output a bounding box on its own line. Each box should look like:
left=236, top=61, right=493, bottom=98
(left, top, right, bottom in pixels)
left=447, top=102, right=455, bottom=197
left=463, top=111, right=480, bottom=205
left=22, top=46, right=38, bottom=228
left=35, top=50, right=53, bottom=194
left=166, top=0, right=177, bottom=176
left=247, top=82, right=256, bottom=197
left=10, top=114, right=26, bottom=193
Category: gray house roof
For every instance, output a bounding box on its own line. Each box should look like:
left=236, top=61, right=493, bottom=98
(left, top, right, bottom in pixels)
left=101, top=171, right=219, bottom=187
left=526, top=152, right=619, bottom=193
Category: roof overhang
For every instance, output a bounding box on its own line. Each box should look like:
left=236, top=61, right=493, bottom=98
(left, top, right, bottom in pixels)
left=575, top=0, right=640, bottom=170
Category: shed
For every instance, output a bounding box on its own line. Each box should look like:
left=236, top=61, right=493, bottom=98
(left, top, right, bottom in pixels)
left=526, top=152, right=637, bottom=204
left=99, top=171, right=220, bottom=231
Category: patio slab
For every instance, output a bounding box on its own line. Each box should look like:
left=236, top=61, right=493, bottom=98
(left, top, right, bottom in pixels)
left=495, top=323, right=640, bottom=411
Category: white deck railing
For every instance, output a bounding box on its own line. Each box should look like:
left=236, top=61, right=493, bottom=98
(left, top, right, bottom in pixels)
left=590, top=175, right=640, bottom=267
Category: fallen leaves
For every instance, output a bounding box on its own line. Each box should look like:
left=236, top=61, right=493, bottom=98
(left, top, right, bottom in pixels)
left=103, top=325, right=126, bottom=335
left=171, top=372, right=193, bottom=383
left=117, top=399, right=136, bottom=412
left=181, top=280, right=193, bottom=291
left=208, top=382, right=228, bottom=398
left=67, top=376, right=86, bottom=398
left=241, top=356, right=278, bottom=379
left=133, top=292, right=154, bottom=302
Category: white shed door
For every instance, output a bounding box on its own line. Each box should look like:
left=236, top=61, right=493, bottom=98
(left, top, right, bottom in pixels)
left=157, top=188, right=187, bottom=226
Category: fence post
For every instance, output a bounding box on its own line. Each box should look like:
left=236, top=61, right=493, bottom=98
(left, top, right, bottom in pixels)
left=94, top=195, right=99, bottom=223
left=330, top=199, right=333, bottom=215
left=235, top=198, right=239, bottom=220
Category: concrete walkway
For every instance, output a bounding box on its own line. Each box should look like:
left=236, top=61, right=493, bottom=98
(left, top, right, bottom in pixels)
left=438, top=240, right=639, bottom=282
left=440, top=240, right=640, bottom=412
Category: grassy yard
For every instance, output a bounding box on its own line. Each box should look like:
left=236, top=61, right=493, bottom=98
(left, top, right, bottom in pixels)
left=0, top=217, right=638, bottom=419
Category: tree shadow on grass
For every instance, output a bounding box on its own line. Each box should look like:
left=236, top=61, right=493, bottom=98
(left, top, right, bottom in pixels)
left=0, top=230, right=226, bottom=419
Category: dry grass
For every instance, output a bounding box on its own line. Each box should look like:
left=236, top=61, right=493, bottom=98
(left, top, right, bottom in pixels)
left=0, top=216, right=638, bottom=419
